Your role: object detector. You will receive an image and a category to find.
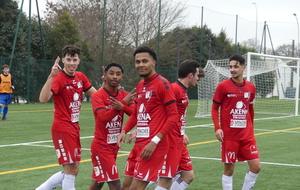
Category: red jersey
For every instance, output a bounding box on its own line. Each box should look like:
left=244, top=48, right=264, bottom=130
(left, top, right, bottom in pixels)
left=170, top=80, right=189, bottom=147
left=212, top=78, right=256, bottom=141
left=91, top=88, right=134, bottom=151
left=51, top=71, right=93, bottom=132
left=123, top=73, right=178, bottom=148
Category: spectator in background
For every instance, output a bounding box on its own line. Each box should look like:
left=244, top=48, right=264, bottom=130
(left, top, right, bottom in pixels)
left=0, top=64, right=14, bottom=121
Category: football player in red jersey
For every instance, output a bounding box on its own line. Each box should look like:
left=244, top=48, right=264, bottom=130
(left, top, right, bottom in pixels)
left=37, top=45, right=96, bottom=190
left=156, top=60, right=204, bottom=190
left=88, top=63, right=135, bottom=190
left=145, top=60, right=204, bottom=190
left=117, top=45, right=178, bottom=190
left=211, top=54, right=261, bottom=190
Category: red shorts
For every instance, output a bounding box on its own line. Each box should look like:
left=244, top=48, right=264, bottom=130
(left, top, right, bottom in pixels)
left=159, top=146, right=182, bottom=178
left=52, top=130, right=81, bottom=165
left=125, top=145, right=168, bottom=182
left=90, top=146, right=119, bottom=183
left=221, top=138, right=260, bottom=163
left=177, top=146, right=193, bottom=173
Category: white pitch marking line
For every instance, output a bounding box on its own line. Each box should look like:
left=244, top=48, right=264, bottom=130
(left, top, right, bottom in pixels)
left=190, top=156, right=300, bottom=167
left=1, top=116, right=299, bottom=148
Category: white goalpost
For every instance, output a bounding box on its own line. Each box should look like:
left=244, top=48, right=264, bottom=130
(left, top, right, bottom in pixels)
left=195, top=52, right=300, bottom=118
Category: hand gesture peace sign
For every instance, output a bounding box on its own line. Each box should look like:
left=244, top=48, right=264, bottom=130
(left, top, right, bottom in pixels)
left=50, top=56, right=62, bottom=77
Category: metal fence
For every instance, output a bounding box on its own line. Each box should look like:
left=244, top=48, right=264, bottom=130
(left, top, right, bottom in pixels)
left=0, top=56, right=185, bottom=103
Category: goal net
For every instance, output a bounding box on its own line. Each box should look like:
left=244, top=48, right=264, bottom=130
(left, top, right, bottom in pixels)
left=195, top=52, right=300, bottom=118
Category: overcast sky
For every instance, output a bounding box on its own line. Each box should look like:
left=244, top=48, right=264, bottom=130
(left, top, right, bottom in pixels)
left=19, top=0, right=300, bottom=49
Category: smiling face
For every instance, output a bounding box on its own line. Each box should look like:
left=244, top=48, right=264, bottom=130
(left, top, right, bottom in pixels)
left=135, top=52, right=156, bottom=79
left=229, top=60, right=245, bottom=82
left=105, top=66, right=123, bottom=88
left=62, top=53, right=80, bottom=76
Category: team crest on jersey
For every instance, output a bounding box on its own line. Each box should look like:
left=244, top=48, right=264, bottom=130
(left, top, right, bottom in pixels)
left=77, top=81, right=83, bottom=88
left=145, top=90, right=152, bottom=101
left=244, top=92, right=250, bottom=98
left=250, top=145, right=258, bottom=154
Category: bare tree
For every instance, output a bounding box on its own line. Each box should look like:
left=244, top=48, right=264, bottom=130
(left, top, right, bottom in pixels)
left=44, top=0, right=186, bottom=63
left=275, top=43, right=295, bottom=57
left=241, top=38, right=260, bottom=52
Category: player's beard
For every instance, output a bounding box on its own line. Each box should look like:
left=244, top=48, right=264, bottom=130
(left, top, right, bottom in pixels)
left=138, top=70, right=152, bottom=78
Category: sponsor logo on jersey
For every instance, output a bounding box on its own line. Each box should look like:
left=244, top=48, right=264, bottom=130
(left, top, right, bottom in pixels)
left=230, top=101, right=248, bottom=115
left=69, top=92, right=81, bottom=115
left=106, top=115, right=122, bottom=128
left=137, top=103, right=151, bottom=123
left=137, top=103, right=151, bottom=137
left=227, top=151, right=236, bottom=160
left=227, top=94, right=237, bottom=97
left=66, top=86, right=73, bottom=89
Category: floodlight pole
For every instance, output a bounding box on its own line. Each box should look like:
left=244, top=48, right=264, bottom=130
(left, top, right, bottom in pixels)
left=157, top=0, right=161, bottom=66
left=253, top=2, right=258, bottom=48
left=10, top=0, right=46, bottom=103
left=294, top=13, right=300, bottom=116
left=101, top=0, right=106, bottom=67
left=293, top=13, right=299, bottom=57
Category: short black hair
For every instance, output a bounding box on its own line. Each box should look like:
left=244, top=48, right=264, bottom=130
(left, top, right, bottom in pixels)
left=178, top=59, right=200, bottom=79
left=62, top=45, right=81, bottom=57
left=105, top=62, right=124, bottom=73
left=229, top=54, right=245, bottom=65
left=133, top=45, right=157, bottom=61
